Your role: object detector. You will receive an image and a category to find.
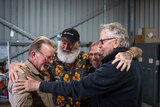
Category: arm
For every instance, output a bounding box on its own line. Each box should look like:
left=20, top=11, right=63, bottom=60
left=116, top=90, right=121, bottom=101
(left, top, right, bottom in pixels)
left=14, top=63, right=128, bottom=98
left=112, top=47, right=142, bottom=71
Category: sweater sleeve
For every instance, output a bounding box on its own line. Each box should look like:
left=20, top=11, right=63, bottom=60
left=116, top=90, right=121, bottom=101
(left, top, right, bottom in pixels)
left=39, top=81, right=81, bottom=98
left=39, top=62, right=128, bottom=98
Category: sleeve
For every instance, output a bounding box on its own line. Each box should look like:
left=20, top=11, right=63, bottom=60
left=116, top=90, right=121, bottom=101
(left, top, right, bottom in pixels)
left=39, top=62, right=125, bottom=98
left=9, top=71, right=33, bottom=107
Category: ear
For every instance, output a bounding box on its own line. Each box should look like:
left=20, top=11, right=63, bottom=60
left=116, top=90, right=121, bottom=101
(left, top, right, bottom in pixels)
left=77, top=41, right=80, bottom=45
left=113, top=39, right=120, bottom=48
left=31, top=50, right=36, bottom=58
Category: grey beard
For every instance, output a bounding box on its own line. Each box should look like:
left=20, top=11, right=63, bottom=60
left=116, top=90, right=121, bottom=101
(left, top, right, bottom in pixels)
left=57, top=45, right=81, bottom=63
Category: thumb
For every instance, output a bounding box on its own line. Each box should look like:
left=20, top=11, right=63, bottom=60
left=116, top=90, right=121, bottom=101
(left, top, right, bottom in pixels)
left=26, top=76, right=33, bottom=80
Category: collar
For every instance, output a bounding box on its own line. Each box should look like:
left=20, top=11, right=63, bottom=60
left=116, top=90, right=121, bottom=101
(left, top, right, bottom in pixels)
left=26, top=59, right=44, bottom=76
left=101, top=47, right=128, bottom=63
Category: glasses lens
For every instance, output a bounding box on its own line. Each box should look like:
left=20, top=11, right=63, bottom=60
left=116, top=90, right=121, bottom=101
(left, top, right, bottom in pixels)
left=89, top=53, right=100, bottom=58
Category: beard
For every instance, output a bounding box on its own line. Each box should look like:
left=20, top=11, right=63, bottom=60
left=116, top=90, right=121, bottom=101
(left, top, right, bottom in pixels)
left=57, top=43, right=81, bottom=63
left=40, top=64, right=49, bottom=72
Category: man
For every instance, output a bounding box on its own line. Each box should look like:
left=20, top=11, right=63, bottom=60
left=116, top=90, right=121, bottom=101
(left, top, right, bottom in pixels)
left=10, top=28, right=142, bottom=107
left=89, top=41, right=142, bottom=71
left=14, top=23, right=142, bottom=107
left=89, top=41, right=102, bottom=70
left=8, top=36, right=56, bottom=107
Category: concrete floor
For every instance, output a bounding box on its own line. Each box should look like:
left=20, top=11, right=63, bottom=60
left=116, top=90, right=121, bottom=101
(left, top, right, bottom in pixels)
left=142, top=103, right=153, bottom=107
left=0, top=97, right=154, bottom=107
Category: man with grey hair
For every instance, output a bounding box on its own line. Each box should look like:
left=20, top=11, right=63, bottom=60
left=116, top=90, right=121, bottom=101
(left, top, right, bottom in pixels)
left=14, top=23, right=142, bottom=107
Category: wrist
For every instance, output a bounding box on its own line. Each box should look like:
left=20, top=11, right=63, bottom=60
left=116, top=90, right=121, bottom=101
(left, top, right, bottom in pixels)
left=126, top=50, right=134, bottom=58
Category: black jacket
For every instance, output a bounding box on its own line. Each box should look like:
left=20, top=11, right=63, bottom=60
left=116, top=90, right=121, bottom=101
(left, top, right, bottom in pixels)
left=40, top=47, right=142, bottom=107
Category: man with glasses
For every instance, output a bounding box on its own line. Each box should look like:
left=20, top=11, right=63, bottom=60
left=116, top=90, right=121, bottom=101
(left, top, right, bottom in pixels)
left=8, top=36, right=56, bottom=107
left=89, top=41, right=102, bottom=70
left=14, top=23, right=142, bottom=107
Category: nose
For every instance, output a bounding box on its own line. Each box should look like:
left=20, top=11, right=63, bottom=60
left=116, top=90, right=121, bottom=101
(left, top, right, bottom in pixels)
left=98, top=43, right=102, bottom=48
left=63, top=43, right=70, bottom=50
left=48, top=58, right=53, bottom=64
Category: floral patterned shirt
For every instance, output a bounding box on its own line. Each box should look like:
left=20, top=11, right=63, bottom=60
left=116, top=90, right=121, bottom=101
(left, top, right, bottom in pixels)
left=48, top=51, right=93, bottom=107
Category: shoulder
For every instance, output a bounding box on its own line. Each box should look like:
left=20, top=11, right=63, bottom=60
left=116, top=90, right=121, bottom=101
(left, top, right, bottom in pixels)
left=17, top=64, right=31, bottom=80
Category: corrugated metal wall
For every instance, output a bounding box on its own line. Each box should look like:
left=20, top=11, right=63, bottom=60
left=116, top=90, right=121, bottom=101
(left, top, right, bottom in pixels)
left=1, top=0, right=159, bottom=62
left=135, top=0, right=160, bottom=36
left=0, top=0, right=129, bottom=62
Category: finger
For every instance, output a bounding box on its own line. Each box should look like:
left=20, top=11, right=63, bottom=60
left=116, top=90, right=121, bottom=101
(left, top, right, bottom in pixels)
left=126, top=63, right=131, bottom=71
left=14, top=79, right=25, bottom=83
left=120, top=63, right=127, bottom=71
left=10, top=74, right=15, bottom=82
left=112, top=58, right=120, bottom=64
left=116, top=61, right=124, bottom=69
left=18, top=89, right=27, bottom=94
left=17, top=66, right=24, bottom=73
left=14, top=85, right=25, bottom=91
left=26, top=76, right=32, bottom=80
left=13, top=82, right=25, bottom=91
left=13, top=71, right=19, bottom=80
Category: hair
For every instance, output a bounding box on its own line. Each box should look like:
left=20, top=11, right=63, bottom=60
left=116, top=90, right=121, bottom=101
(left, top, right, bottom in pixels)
left=100, top=22, right=129, bottom=48
left=89, top=41, right=99, bottom=51
left=28, top=36, right=57, bottom=56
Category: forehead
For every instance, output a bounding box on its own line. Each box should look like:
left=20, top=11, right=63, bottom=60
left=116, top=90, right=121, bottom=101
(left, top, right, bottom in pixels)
left=41, top=44, right=55, bottom=53
left=100, top=29, right=112, bottom=39
left=90, top=45, right=99, bottom=53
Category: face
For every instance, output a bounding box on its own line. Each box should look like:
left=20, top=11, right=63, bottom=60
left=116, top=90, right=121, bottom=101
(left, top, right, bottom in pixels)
left=60, top=39, right=79, bottom=54
left=89, top=45, right=102, bottom=69
left=99, top=29, right=119, bottom=57
left=57, top=40, right=80, bottom=63
left=32, top=44, right=55, bottom=71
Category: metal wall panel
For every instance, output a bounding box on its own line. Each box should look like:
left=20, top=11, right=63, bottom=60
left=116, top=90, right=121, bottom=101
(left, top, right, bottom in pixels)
left=0, top=0, right=131, bottom=62
left=135, top=0, right=160, bottom=37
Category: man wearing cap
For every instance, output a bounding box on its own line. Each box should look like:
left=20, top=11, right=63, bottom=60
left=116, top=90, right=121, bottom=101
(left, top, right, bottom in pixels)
left=48, top=28, right=93, bottom=107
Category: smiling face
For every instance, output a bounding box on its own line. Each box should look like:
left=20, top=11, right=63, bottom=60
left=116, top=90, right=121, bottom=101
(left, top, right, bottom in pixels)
left=57, top=39, right=80, bottom=63
left=31, top=44, right=55, bottom=72
left=98, top=29, right=120, bottom=57
left=60, top=39, right=79, bottom=54
left=89, top=44, right=102, bottom=69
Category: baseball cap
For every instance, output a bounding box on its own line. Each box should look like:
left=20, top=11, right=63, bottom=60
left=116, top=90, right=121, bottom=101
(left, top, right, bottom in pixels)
left=61, top=28, right=80, bottom=43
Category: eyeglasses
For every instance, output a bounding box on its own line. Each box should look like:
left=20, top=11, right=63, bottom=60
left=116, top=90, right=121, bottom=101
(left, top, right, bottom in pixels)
left=37, top=50, right=54, bottom=62
left=89, top=53, right=101, bottom=58
left=99, top=38, right=116, bottom=45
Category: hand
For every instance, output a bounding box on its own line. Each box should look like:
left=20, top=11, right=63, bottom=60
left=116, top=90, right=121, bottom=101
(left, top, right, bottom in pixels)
left=14, top=77, right=40, bottom=94
left=9, top=62, right=25, bottom=81
left=112, top=51, right=133, bottom=71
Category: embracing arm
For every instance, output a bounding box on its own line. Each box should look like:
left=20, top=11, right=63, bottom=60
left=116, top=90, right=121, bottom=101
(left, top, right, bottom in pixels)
left=113, top=47, right=142, bottom=71
left=127, top=47, right=142, bottom=58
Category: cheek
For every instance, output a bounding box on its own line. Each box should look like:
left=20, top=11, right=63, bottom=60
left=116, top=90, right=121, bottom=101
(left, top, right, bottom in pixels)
left=90, top=58, right=94, bottom=62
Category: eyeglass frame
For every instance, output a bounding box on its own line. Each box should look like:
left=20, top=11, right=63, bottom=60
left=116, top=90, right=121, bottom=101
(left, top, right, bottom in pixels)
left=36, top=49, right=55, bottom=62
left=89, top=53, right=102, bottom=58
left=99, top=38, right=116, bottom=45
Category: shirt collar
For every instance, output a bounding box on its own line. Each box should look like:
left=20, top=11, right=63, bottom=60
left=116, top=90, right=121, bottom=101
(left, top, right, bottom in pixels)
left=26, top=59, right=43, bottom=76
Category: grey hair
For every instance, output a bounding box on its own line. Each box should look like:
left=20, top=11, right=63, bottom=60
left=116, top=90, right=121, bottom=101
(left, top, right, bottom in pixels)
left=28, top=36, right=57, bottom=56
left=100, top=22, right=129, bottom=48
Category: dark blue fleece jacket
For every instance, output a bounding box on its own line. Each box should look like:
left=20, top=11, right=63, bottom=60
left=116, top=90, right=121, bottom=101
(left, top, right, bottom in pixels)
left=40, top=47, right=142, bottom=107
